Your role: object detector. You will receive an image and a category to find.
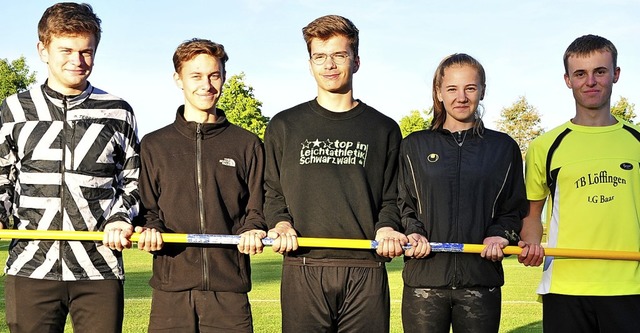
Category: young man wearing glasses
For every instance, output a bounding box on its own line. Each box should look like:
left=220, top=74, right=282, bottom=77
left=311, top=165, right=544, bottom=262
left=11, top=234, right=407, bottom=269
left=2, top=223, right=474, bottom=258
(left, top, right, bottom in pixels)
left=263, top=15, right=407, bottom=332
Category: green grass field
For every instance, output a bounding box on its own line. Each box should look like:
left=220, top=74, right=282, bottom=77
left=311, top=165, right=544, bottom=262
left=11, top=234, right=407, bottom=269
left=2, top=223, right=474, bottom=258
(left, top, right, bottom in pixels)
left=0, top=243, right=542, bottom=332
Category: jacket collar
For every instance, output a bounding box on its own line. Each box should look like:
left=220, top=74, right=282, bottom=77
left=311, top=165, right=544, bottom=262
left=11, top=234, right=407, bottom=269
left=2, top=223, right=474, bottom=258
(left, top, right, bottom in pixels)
left=173, top=105, right=230, bottom=139
left=436, top=126, right=485, bottom=138
left=42, top=80, right=93, bottom=109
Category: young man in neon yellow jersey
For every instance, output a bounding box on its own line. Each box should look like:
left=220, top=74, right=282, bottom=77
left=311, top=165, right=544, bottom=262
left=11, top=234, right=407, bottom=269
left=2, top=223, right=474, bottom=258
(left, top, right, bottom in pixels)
left=519, top=34, right=640, bottom=333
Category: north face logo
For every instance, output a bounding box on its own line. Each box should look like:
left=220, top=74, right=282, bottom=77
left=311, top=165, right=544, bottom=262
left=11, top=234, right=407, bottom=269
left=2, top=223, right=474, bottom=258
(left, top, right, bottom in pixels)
left=219, top=158, right=236, bottom=167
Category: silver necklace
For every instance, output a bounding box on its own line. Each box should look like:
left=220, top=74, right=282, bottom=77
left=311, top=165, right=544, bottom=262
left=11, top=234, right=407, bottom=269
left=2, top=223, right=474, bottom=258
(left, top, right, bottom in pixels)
left=451, top=130, right=468, bottom=147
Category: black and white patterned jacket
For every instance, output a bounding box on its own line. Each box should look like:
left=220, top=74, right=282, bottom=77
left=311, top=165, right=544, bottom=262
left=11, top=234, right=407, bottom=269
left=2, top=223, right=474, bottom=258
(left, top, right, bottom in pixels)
left=0, top=82, right=140, bottom=281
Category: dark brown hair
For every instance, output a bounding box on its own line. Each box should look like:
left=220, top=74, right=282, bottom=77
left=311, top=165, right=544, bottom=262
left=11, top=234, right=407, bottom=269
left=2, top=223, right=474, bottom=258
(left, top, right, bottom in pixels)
left=563, top=34, right=618, bottom=75
left=302, top=15, right=359, bottom=58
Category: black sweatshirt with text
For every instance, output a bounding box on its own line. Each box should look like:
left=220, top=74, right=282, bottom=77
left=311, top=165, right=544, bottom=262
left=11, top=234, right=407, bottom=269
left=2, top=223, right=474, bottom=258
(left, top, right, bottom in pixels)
left=264, top=99, right=402, bottom=261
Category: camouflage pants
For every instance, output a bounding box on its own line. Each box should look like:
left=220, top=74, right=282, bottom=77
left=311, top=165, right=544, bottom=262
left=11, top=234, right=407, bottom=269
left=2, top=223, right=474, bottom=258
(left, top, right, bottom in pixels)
left=401, top=286, right=501, bottom=333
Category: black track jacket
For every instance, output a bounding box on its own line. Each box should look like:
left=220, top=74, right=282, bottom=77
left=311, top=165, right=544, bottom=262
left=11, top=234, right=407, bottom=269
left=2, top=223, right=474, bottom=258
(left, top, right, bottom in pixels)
left=398, top=128, right=527, bottom=288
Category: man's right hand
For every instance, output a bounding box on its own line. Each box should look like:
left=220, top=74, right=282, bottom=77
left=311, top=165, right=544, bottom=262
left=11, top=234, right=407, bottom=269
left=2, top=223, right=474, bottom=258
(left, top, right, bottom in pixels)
left=135, top=226, right=164, bottom=252
left=517, top=240, right=544, bottom=267
left=267, top=221, right=298, bottom=254
left=405, top=233, right=431, bottom=258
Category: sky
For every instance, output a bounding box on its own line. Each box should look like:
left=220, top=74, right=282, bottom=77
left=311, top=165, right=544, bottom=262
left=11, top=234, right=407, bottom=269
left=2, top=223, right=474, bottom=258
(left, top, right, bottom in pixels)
left=1, top=0, right=639, bottom=137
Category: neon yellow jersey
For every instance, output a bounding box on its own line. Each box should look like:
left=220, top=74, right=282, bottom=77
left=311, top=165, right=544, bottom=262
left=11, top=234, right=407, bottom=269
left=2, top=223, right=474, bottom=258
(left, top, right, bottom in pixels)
left=525, top=118, right=640, bottom=296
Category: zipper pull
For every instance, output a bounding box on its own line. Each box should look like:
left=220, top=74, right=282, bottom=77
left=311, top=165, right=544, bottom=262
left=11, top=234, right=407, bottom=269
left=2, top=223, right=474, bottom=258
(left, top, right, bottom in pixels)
left=196, top=123, right=202, bottom=138
left=62, top=95, right=68, bottom=112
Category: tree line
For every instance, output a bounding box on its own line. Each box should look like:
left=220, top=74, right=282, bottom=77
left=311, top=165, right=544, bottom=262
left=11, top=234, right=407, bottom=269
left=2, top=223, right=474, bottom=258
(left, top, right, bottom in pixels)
left=2, top=56, right=636, bottom=154
left=398, top=95, right=636, bottom=158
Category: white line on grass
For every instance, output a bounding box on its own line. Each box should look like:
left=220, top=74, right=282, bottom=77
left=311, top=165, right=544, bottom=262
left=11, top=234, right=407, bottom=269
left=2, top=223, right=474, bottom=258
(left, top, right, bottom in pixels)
left=247, top=299, right=539, bottom=304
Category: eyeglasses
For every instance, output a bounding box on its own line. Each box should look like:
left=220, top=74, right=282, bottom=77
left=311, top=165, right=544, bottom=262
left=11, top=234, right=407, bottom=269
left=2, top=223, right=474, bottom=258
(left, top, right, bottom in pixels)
left=310, top=52, right=350, bottom=65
